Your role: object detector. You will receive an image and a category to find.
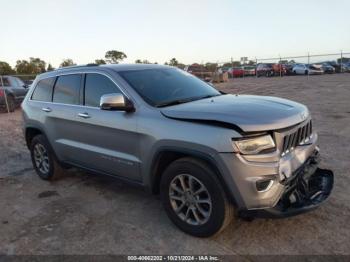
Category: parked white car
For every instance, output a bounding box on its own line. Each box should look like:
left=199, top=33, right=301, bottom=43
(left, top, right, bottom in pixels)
left=292, top=64, right=323, bottom=75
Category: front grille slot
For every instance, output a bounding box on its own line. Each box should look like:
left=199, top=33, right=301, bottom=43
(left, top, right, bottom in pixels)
left=281, top=120, right=312, bottom=155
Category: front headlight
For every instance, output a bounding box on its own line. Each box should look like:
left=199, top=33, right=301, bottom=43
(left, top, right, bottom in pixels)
left=233, top=135, right=275, bottom=155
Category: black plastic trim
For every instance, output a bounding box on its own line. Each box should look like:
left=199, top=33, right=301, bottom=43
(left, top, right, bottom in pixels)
left=150, top=146, right=240, bottom=207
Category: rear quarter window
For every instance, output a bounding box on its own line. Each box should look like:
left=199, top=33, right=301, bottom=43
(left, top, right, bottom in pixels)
left=53, top=74, right=81, bottom=105
left=31, top=77, right=56, bottom=102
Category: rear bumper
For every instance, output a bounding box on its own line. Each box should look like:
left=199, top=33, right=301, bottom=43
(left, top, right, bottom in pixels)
left=238, top=158, right=334, bottom=219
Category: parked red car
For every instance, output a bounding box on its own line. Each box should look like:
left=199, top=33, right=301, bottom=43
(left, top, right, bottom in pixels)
left=227, top=67, right=244, bottom=78
left=272, top=64, right=287, bottom=76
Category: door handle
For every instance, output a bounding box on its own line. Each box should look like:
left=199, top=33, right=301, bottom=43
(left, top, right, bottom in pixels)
left=42, top=107, right=52, bottom=112
left=78, top=112, right=90, bottom=119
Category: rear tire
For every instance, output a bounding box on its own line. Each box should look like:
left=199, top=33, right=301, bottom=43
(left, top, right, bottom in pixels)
left=160, top=157, right=234, bottom=237
left=305, top=70, right=309, bottom=75
left=30, top=135, right=64, bottom=180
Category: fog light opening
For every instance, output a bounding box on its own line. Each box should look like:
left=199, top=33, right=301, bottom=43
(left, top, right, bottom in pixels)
left=256, top=179, right=274, bottom=192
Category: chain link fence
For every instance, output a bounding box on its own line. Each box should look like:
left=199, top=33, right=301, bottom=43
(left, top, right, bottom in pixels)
left=187, top=51, right=350, bottom=81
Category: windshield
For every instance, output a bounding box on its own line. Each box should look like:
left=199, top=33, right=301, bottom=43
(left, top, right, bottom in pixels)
left=119, top=68, right=220, bottom=107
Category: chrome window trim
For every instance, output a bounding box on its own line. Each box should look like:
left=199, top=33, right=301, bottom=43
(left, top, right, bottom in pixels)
left=27, top=99, right=129, bottom=115
left=29, top=70, right=134, bottom=107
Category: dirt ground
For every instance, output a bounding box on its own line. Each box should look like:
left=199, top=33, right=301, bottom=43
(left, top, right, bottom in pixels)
left=0, top=74, right=349, bottom=255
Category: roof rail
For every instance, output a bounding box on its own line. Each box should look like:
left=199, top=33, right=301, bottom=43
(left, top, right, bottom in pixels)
left=55, top=64, right=100, bottom=71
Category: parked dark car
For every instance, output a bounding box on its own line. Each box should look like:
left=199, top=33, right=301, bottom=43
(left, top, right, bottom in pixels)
left=23, top=79, right=34, bottom=87
left=256, top=63, right=274, bottom=77
left=341, top=62, right=350, bottom=72
left=184, top=64, right=213, bottom=81
left=315, top=63, right=335, bottom=74
left=0, top=76, right=29, bottom=112
left=322, top=61, right=341, bottom=73
left=282, top=64, right=295, bottom=75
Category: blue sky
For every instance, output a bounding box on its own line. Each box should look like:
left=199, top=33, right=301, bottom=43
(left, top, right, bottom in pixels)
left=1, top=0, right=349, bottom=67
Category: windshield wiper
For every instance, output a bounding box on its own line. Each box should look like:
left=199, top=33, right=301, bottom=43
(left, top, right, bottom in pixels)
left=156, top=97, right=196, bottom=108
left=156, top=94, right=221, bottom=108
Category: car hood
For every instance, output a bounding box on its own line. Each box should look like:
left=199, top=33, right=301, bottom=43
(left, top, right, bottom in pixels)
left=160, top=94, right=309, bottom=132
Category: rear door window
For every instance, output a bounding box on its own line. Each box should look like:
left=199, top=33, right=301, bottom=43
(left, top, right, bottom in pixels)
left=31, top=77, right=56, bottom=102
left=84, top=73, right=121, bottom=107
left=53, top=74, right=81, bottom=105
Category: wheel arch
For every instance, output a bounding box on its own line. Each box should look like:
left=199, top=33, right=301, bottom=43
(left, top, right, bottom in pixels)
left=150, top=147, right=238, bottom=206
left=25, top=126, right=44, bottom=149
left=25, top=126, right=69, bottom=168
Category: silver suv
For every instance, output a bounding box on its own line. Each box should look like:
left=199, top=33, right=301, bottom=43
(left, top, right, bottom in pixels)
left=22, top=64, right=333, bottom=237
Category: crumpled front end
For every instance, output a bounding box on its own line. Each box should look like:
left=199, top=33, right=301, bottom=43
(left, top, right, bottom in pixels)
left=218, top=118, right=334, bottom=219
left=239, top=151, right=334, bottom=219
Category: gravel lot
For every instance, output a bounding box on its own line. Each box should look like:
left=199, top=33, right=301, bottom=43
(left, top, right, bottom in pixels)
left=0, top=74, right=349, bottom=256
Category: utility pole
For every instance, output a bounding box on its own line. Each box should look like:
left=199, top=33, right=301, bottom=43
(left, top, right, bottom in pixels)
left=340, top=50, right=343, bottom=73
left=279, top=54, right=282, bottom=77
left=0, top=76, right=10, bottom=113
left=307, top=52, right=310, bottom=80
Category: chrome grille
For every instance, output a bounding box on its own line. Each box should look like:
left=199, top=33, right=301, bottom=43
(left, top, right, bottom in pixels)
left=281, top=120, right=312, bottom=155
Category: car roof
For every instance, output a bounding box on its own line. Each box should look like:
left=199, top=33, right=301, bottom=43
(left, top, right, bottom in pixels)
left=36, top=63, right=173, bottom=80
left=60, top=63, right=169, bottom=72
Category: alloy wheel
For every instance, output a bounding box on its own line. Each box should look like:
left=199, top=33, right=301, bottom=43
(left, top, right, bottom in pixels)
left=169, top=174, right=212, bottom=226
left=33, top=143, right=50, bottom=174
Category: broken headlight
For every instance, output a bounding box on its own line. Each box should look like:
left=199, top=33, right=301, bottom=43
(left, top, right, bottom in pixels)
left=233, top=135, right=275, bottom=155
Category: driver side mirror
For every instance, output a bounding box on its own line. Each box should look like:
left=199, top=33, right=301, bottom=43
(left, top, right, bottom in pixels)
left=100, top=93, right=135, bottom=112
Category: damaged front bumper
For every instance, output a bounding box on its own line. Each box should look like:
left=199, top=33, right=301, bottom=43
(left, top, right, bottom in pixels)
left=239, top=152, right=334, bottom=219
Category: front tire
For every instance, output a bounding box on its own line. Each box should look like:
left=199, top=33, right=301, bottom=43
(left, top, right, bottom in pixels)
left=160, top=157, right=234, bottom=237
left=30, top=135, right=64, bottom=180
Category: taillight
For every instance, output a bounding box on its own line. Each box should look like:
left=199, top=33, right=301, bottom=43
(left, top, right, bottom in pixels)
left=0, top=89, right=4, bottom=97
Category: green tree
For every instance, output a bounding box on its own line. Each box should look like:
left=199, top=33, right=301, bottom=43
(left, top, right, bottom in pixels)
left=338, top=57, right=350, bottom=64
left=168, top=58, right=179, bottom=66
left=177, top=63, right=186, bottom=69
left=15, top=57, right=46, bottom=74
left=248, top=60, right=256, bottom=65
left=105, top=50, right=127, bottom=64
left=228, top=61, right=241, bottom=67
left=205, top=63, right=218, bottom=72
left=15, top=60, right=31, bottom=74
left=95, top=59, right=106, bottom=65
left=60, top=59, right=76, bottom=68
left=135, top=59, right=152, bottom=64
left=0, top=61, right=15, bottom=75
left=47, top=64, right=55, bottom=71
left=29, top=57, right=46, bottom=73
